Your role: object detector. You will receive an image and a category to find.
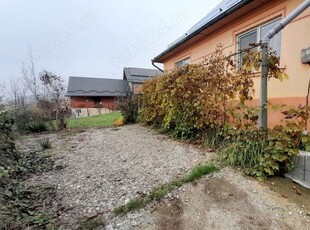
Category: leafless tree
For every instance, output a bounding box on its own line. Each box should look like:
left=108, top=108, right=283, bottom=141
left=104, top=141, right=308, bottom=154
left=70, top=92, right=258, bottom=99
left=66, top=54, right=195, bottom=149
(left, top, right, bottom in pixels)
left=19, top=48, right=67, bottom=130
left=10, top=77, right=28, bottom=110
left=39, top=70, right=65, bottom=120
left=20, top=48, right=42, bottom=102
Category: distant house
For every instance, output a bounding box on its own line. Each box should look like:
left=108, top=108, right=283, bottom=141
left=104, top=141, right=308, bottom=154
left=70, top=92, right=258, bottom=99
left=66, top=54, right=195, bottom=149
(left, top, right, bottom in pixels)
left=123, top=67, right=162, bottom=94
left=66, top=76, right=129, bottom=117
left=152, top=0, right=310, bottom=127
left=66, top=67, right=161, bottom=117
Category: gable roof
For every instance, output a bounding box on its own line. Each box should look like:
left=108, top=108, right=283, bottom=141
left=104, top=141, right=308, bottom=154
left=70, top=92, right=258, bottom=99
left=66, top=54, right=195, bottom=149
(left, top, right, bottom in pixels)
left=153, top=0, right=253, bottom=63
left=65, top=76, right=129, bottom=97
left=123, top=67, right=162, bottom=83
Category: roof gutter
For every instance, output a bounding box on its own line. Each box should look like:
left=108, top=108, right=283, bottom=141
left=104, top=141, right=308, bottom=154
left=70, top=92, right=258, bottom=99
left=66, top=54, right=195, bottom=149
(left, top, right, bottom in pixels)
left=152, top=0, right=253, bottom=63
left=151, top=59, right=164, bottom=72
left=259, top=0, right=310, bottom=129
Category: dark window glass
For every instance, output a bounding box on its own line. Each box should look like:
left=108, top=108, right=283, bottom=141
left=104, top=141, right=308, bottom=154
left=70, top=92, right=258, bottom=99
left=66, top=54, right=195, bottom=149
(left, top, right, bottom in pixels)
left=239, top=30, right=257, bottom=66
left=239, top=30, right=257, bottom=50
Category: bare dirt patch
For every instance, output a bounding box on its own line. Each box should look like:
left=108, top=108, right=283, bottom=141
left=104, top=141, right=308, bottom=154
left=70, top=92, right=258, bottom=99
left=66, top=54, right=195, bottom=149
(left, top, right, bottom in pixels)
left=152, top=168, right=309, bottom=230
left=155, top=198, right=183, bottom=230
left=266, top=177, right=310, bottom=211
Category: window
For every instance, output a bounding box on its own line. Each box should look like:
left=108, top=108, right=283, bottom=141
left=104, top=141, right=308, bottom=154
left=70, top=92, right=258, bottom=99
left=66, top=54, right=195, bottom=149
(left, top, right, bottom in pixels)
left=175, top=57, right=190, bottom=68
left=76, top=109, right=81, bottom=117
left=237, top=18, right=282, bottom=64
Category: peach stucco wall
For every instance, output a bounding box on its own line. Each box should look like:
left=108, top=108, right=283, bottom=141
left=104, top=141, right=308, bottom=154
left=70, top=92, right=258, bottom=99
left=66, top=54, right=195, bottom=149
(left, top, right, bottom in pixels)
left=163, top=0, right=310, bottom=101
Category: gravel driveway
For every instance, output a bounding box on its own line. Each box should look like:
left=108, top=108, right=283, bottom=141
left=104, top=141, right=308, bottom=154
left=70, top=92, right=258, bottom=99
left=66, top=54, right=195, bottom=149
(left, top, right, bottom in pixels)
left=21, top=124, right=310, bottom=230
left=22, top=124, right=207, bottom=228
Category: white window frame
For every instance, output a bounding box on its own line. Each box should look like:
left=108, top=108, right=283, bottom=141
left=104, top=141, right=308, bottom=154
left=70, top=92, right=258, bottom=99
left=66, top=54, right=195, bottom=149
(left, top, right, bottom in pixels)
left=237, top=17, right=282, bottom=64
left=175, top=57, right=191, bottom=68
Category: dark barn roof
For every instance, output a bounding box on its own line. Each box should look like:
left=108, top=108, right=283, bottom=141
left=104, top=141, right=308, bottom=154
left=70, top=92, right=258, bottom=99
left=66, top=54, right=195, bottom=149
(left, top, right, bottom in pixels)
left=123, top=67, right=162, bottom=83
left=65, top=76, right=129, bottom=97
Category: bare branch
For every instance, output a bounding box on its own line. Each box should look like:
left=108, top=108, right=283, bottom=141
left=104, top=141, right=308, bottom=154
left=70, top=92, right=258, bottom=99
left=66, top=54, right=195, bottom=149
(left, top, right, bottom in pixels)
left=20, top=47, right=42, bottom=102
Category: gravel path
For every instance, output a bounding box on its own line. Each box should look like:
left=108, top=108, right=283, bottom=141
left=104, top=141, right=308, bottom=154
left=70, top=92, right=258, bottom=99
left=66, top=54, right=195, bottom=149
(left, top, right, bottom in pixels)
left=20, top=124, right=310, bottom=230
left=21, top=125, right=207, bottom=228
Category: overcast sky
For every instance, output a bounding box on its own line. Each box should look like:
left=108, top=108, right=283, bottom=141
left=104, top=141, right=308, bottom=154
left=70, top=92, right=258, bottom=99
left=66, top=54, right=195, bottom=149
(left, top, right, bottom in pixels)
left=0, top=0, right=222, bottom=87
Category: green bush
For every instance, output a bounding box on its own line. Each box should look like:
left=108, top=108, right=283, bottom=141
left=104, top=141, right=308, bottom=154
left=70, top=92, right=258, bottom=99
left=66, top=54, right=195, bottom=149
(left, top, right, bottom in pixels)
left=11, top=108, right=31, bottom=133
left=203, top=126, right=226, bottom=148
left=0, top=109, right=18, bottom=171
left=0, top=107, right=57, bottom=229
left=118, top=95, right=140, bottom=124
left=26, top=121, right=48, bottom=133
left=0, top=109, right=18, bottom=189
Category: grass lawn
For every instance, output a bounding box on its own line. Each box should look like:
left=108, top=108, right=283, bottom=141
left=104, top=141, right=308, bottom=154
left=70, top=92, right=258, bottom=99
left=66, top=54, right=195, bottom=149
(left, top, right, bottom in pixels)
left=66, top=112, right=122, bottom=129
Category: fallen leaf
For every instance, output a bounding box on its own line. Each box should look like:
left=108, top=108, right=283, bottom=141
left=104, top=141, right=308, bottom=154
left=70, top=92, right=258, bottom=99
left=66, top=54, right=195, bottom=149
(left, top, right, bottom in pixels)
left=294, top=189, right=302, bottom=196
left=281, top=194, right=288, bottom=198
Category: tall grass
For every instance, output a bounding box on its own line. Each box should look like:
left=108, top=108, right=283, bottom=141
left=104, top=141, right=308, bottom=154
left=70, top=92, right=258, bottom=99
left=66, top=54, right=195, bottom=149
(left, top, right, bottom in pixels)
left=218, top=129, right=267, bottom=168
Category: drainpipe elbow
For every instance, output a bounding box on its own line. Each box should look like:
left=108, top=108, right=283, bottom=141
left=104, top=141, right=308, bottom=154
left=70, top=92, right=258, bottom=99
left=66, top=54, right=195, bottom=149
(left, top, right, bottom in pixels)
left=152, top=59, right=164, bottom=73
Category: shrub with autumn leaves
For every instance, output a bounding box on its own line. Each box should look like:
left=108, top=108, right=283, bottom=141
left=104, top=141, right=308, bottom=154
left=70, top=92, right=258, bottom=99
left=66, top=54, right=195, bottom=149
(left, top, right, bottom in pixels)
left=141, top=45, right=309, bottom=180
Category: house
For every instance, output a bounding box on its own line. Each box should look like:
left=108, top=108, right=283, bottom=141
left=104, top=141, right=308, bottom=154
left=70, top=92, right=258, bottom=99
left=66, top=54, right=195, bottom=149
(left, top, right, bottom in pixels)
left=66, top=76, right=129, bottom=117
left=66, top=67, right=161, bottom=117
left=123, top=67, right=162, bottom=94
left=152, top=0, right=310, bottom=127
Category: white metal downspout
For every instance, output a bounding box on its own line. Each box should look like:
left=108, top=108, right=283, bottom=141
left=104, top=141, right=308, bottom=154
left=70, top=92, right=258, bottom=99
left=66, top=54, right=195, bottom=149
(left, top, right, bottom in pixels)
left=259, top=0, right=310, bottom=129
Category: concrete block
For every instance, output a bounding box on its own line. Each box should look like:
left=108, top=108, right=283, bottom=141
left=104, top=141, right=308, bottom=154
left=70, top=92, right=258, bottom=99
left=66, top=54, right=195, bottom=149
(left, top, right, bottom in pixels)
left=305, top=170, right=310, bottom=185
left=286, top=168, right=305, bottom=182
left=295, top=155, right=305, bottom=169
left=306, top=155, right=310, bottom=170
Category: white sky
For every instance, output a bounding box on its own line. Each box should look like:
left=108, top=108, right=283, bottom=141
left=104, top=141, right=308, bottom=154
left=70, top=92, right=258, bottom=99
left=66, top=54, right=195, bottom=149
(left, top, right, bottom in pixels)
left=0, top=0, right=222, bottom=86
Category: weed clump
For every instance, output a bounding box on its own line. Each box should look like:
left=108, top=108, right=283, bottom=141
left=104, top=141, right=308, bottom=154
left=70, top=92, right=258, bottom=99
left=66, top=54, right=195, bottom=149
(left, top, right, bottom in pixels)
left=39, top=138, right=52, bottom=150
left=26, top=121, right=49, bottom=133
